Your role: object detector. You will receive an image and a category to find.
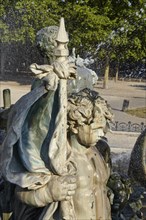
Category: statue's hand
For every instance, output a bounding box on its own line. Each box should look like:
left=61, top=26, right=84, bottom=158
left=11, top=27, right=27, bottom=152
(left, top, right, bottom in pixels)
left=48, top=175, right=77, bottom=201
left=30, top=63, right=60, bottom=91
left=53, top=60, right=76, bottom=79
left=30, top=63, right=53, bottom=78
left=68, top=62, right=77, bottom=79
left=43, top=72, right=59, bottom=91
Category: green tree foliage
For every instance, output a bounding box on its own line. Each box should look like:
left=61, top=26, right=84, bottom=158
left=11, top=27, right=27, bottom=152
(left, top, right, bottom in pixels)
left=1, top=0, right=145, bottom=59
left=0, top=0, right=145, bottom=80
left=96, top=0, right=146, bottom=62
left=57, top=0, right=112, bottom=55
left=0, top=0, right=60, bottom=43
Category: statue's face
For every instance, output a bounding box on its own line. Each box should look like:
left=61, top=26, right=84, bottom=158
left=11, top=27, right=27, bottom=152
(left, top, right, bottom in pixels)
left=68, top=95, right=109, bottom=147
left=73, top=111, right=107, bottom=147
left=76, top=123, right=105, bottom=147
left=68, top=90, right=113, bottom=148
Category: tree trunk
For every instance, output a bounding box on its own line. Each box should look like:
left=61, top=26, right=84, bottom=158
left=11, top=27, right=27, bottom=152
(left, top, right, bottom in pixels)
left=115, top=61, right=119, bottom=82
left=103, top=56, right=109, bottom=89
left=0, top=43, right=8, bottom=79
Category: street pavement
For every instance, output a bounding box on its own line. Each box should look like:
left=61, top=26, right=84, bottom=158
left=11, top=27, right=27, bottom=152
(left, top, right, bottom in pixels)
left=94, top=80, right=146, bottom=152
left=94, top=80, right=146, bottom=124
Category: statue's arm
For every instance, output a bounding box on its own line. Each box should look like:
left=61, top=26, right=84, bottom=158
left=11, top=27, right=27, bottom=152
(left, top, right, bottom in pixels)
left=15, top=175, right=77, bottom=207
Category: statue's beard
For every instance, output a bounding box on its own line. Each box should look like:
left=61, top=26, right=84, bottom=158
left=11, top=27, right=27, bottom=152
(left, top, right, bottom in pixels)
left=76, top=125, right=104, bottom=147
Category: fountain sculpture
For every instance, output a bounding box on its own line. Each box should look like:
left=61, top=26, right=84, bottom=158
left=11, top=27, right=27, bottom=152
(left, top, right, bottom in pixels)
left=0, top=18, right=145, bottom=220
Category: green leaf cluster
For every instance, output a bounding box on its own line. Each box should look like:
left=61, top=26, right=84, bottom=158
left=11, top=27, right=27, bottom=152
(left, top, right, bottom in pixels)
left=0, top=0, right=60, bottom=43
left=1, top=0, right=146, bottom=63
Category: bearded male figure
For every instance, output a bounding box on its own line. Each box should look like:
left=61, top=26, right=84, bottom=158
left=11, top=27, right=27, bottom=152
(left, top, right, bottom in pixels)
left=0, top=84, right=113, bottom=220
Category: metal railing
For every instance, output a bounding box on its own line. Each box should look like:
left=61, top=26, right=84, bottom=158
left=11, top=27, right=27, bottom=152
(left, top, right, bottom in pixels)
left=111, top=121, right=146, bottom=132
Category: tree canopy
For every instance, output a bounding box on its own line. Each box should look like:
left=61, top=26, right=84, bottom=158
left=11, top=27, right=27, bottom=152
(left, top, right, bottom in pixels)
left=0, top=0, right=146, bottom=72
left=1, top=0, right=60, bottom=42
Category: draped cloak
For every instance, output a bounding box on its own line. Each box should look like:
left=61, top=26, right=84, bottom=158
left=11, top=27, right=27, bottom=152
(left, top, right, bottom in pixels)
left=0, top=79, right=73, bottom=219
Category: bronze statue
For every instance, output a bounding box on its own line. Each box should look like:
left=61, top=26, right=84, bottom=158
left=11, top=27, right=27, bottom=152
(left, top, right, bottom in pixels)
left=0, top=18, right=113, bottom=220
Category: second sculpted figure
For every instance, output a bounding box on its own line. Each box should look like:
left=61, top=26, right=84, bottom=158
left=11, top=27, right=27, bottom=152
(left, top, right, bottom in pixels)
left=9, top=88, right=113, bottom=220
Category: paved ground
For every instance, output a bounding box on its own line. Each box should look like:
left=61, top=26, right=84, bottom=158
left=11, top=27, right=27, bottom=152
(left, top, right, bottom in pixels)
left=94, top=80, right=146, bottom=152
left=94, top=80, right=146, bottom=124
left=0, top=80, right=31, bottom=106
left=1, top=79, right=146, bottom=122
left=0, top=79, right=146, bottom=152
